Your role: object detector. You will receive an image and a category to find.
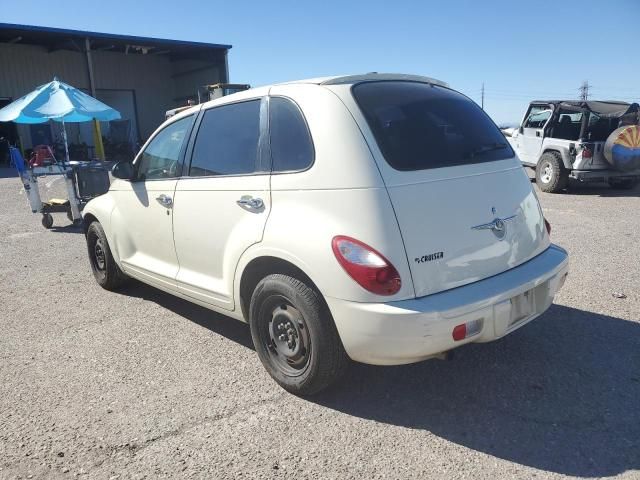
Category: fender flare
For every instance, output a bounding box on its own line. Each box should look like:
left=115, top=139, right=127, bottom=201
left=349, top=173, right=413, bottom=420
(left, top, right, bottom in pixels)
left=538, top=147, right=573, bottom=170
left=232, top=243, right=322, bottom=319
left=82, top=196, right=119, bottom=263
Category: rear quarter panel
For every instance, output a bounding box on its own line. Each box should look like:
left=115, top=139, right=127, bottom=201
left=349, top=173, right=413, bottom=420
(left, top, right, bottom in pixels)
left=256, top=188, right=415, bottom=302
left=541, top=139, right=575, bottom=169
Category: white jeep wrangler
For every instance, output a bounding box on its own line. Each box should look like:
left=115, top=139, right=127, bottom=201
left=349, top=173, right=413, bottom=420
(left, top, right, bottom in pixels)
left=505, top=100, right=640, bottom=193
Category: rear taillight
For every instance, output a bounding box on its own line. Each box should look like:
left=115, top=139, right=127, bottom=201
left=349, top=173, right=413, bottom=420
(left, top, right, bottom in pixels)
left=452, top=318, right=483, bottom=341
left=581, top=147, right=592, bottom=159
left=332, top=236, right=401, bottom=295
left=544, top=217, right=551, bottom=236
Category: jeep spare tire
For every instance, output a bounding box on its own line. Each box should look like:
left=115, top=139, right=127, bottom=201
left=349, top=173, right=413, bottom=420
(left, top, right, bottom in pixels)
left=604, top=124, right=640, bottom=172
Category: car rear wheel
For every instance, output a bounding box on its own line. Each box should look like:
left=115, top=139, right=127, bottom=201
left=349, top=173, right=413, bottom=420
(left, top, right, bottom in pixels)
left=86, top=221, right=127, bottom=290
left=536, top=152, right=568, bottom=193
left=249, top=274, right=348, bottom=395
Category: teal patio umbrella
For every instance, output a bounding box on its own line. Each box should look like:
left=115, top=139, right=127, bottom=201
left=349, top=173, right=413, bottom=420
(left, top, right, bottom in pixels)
left=0, top=77, right=121, bottom=163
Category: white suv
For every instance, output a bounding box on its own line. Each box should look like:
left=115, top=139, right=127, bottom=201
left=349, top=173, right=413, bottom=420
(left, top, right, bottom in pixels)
left=83, top=73, right=569, bottom=395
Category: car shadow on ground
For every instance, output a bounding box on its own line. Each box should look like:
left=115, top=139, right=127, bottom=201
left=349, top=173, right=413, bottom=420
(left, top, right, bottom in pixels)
left=566, top=181, right=640, bottom=198
left=49, top=223, right=84, bottom=234
left=117, top=282, right=639, bottom=477
left=312, top=304, right=640, bottom=477
left=526, top=170, right=639, bottom=197
left=122, top=280, right=255, bottom=350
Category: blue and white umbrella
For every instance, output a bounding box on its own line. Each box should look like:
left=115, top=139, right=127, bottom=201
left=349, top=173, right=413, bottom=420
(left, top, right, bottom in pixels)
left=0, top=77, right=120, bottom=162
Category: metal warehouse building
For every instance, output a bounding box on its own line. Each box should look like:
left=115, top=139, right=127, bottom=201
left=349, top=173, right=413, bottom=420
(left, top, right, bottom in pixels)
left=0, top=23, right=231, bottom=163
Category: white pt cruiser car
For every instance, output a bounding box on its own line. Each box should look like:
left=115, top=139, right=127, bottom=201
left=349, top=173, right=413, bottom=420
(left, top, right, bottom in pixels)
left=84, top=74, right=569, bottom=395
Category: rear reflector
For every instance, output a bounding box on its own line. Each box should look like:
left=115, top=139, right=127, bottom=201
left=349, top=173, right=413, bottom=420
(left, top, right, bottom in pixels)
left=452, top=324, right=466, bottom=341
left=332, top=236, right=401, bottom=295
left=452, top=318, right=483, bottom=341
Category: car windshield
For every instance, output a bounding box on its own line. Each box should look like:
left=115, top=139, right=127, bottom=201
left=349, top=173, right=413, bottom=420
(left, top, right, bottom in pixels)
left=352, top=81, right=514, bottom=171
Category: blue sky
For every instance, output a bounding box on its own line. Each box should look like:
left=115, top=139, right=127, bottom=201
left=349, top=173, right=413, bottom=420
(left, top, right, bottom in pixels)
left=4, top=0, right=639, bottom=125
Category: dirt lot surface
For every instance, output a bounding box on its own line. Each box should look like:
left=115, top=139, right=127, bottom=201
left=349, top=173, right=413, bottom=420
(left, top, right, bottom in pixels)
left=1, top=168, right=638, bottom=479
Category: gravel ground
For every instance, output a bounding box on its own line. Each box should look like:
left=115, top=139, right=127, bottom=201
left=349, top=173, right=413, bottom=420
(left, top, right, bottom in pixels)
left=0, top=168, right=638, bottom=480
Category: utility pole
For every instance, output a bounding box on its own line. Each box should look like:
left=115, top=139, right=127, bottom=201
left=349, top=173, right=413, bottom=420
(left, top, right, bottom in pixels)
left=579, top=80, right=591, bottom=101
left=481, top=82, right=485, bottom=110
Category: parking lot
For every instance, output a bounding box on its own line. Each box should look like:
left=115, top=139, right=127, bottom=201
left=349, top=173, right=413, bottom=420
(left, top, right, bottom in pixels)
left=0, top=168, right=638, bottom=479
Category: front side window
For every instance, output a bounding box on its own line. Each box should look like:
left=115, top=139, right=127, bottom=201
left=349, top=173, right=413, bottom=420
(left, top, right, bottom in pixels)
left=269, top=97, right=314, bottom=172
left=136, top=115, right=192, bottom=180
left=523, top=106, right=552, bottom=129
left=353, top=81, right=513, bottom=171
left=189, top=100, right=261, bottom=177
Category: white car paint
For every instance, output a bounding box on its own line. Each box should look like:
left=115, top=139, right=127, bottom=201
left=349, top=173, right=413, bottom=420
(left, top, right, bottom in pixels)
left=84, top=73, right=568, bottom=365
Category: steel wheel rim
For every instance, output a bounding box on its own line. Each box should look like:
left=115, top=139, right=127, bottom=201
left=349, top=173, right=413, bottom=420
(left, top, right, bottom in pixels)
left=260, top=295, right=311, bottom=377
left=93, top=238, right=106, bottom=271
left=540, top=162, right=553, bottom=183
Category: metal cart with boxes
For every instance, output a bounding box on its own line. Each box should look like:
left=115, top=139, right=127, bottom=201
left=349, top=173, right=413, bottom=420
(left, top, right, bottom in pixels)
left=11, top=147, right=110, bottom=229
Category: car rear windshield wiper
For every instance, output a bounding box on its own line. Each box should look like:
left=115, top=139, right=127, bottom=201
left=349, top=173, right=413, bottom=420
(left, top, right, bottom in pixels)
left=464, top=142, right=509, bottom=158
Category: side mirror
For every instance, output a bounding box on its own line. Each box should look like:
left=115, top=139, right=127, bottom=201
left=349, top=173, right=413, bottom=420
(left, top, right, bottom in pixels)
left=519, top=125, right=524, bottom=134
left=112, top=161, right=133, bottom=180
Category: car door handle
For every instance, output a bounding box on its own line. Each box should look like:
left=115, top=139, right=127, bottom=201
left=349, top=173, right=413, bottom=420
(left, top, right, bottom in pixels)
left=156, top=194, right=173, bottom=208
left=236, top=196, right=264, bottom=209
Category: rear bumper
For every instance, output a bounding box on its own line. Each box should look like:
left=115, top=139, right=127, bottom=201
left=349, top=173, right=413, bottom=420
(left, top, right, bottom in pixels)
left=571, top=169, right=640, bottom=182
left=326, top=244, right=569, bottom=365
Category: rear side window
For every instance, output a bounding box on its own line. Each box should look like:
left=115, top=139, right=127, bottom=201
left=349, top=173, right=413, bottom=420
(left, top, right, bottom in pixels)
left=353, top=81, right=513, bottom=171
left=269, top=97, right=314, bottom=172
left=553, top=109, right=582, bottom=140
left=189, top=100, right=261, bottom=176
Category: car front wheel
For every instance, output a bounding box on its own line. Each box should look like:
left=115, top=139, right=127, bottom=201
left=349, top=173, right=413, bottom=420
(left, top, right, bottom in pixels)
left=86, top=221, right=127, bottom=290
left=249, top=274, right=349, bottom=395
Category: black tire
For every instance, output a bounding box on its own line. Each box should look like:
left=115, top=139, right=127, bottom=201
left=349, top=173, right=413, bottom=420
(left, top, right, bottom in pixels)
left=536, top=152, right=568, bottom=193
left=41, top=213, right=53, bottom=229
left=249, top=274, right=349, bottom=395
left=86, top=221, right=127, bottom=290
left=608, top=178, right=638, bottom=190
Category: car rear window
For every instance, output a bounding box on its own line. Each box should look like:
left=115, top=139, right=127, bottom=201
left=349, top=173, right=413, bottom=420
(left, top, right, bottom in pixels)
left=352, top=81, right=513, bottom=171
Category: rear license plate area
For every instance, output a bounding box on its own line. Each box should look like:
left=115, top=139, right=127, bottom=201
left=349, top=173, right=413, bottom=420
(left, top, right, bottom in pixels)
left=509, top=289, right=535, bottom=326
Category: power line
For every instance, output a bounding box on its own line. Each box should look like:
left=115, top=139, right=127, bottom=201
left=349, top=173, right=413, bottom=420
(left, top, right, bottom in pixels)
left=472, top=88, right=586, bottom=98
left=482, top=92, right=577, bottom=99
left=460, top=84, right=639, bottom=107
left=590, top=85, right=640, bottom=93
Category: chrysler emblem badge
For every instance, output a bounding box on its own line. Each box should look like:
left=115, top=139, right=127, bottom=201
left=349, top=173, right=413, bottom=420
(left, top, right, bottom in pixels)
left=471, top=212, right=517, bottom=240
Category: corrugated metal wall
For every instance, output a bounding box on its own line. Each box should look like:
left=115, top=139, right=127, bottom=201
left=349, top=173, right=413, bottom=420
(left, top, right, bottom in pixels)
left=171, top=57, right=225, bottom=103
left=92, top=49, right=175, bottom=140
left=0, top=43, right=88, bottom=147
left=0, top=42, right=225, bottom=149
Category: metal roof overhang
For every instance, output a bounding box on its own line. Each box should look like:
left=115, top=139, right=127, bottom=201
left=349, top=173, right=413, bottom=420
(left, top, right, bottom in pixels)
left=0, top=22, right=231, bottom=61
